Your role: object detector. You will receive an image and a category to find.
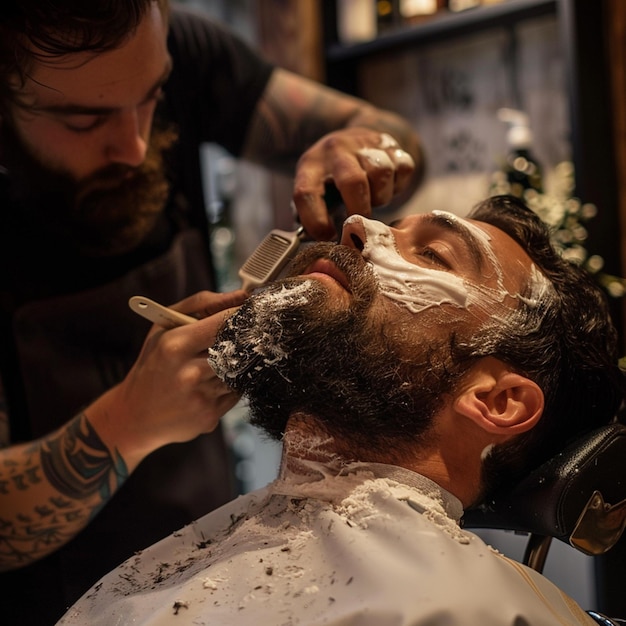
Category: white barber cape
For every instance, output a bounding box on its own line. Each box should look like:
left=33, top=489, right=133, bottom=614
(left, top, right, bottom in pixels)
left=59, top=459, right=594, bottom=625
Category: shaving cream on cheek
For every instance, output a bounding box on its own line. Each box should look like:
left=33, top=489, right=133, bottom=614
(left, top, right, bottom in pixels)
left=344, top=215, right=469, bottom=314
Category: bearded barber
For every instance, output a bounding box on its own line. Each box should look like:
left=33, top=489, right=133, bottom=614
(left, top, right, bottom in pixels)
left=0, top=1, right=422, bottom=623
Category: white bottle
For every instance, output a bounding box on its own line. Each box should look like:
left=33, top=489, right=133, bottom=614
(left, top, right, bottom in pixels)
left=498, top=107, right=543, bottom=195
left=337, top=0, right=377, bottom=43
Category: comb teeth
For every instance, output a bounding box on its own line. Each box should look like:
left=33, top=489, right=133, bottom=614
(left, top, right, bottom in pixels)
left=238, top=227, right=304, bottom=291
left=240, top=233, right=292, bottom=278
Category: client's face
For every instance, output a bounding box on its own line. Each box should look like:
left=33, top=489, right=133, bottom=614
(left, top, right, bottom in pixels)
left=209, top=212, right=548, bottom=460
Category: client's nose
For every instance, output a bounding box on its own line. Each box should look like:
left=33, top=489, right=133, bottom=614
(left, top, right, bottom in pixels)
left=340, top=215, right=366, bottom=252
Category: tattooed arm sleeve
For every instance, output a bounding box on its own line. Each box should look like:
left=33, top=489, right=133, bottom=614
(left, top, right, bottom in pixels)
left=242, top=67, right=424, bottom=186
left=0, top=412, right=128, bottom=571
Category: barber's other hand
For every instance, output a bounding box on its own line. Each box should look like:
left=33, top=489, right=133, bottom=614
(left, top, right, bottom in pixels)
left=85, top=289, right=247, bottom=470
left=292, top=127, right=416, bottom=240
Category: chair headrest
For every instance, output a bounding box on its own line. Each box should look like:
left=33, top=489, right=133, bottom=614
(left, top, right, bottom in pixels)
left=462, top=423, right=626, bottom=555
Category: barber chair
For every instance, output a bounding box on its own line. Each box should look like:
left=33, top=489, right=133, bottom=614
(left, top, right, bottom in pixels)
left=463, top=422, right=626, bottom=626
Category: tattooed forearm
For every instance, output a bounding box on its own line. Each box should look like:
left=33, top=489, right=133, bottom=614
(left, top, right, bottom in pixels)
left=248, top=90, right=334, bottom=167
left=40, top=412, right=127, bottom=504
left=243, top=68, right=423, bottom=177
left=0, top=413, right=128, bottom=570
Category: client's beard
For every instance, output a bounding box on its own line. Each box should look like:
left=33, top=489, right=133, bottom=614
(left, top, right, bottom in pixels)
left=1, top=118, right=178, bottom=256
left=209, top=243, right=465, bottom=462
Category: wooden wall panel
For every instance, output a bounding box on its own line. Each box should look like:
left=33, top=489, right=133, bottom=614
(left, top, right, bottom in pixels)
left=257, top=0, right=324, bottom=80
left=255, top=0, right=324, bottom=228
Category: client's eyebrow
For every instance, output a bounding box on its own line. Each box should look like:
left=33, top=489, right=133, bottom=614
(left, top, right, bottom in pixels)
left=421, top=213, right=485, bottom=274
left=33, top=58, right=173, bottom=116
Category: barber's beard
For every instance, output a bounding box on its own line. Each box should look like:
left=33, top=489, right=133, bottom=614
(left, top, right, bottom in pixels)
left=209, top=243, right=465, bottom=461
left=1, top=119, right=178, bottom=256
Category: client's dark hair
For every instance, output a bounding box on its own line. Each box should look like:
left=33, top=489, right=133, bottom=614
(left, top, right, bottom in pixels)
left=0, top=0, right=169, bottom=114
left=465, top=195, right=625, bottom=496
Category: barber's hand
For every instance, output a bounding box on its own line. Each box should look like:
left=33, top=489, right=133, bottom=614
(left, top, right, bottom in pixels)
left=292, top=127, right=416, bottom=240
left=85, top=290, right=247, bottom=470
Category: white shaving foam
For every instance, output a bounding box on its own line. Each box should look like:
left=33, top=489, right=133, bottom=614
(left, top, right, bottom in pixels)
left=357, top=133, right=414, bottom=172
left=208, top=280, right=315, bottom=378
left=480, top=444, right=495, bottom=461
left=378, top=133, right=399, bottom=149
left=392, top=148, right=415, bottom=168
left=357, top=148, right=394, bottom=169
left=344, top=213, right=552, bottom=318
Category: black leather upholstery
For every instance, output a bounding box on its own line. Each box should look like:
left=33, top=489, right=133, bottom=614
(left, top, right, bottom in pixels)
left=463, top=423, right=626, bottom=552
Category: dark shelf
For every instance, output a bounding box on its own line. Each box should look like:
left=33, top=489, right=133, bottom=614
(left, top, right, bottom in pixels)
left=326, top=0, right=557, bottom=62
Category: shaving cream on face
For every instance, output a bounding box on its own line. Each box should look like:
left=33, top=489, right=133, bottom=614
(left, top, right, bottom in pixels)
left=344, top=213, right=551, bottom=317
left=432, top=210, right=506, bottom=292
left=480, top=444, right=495, bottom=461
left=430, top=211, right=554, bottom=308
left=208, top=280, right=316, bottom=379
left=346, top=214, right=469, bottom=314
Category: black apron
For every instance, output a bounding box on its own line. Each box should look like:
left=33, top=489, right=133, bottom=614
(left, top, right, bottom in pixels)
left=1, top=230, right=237, bottom=624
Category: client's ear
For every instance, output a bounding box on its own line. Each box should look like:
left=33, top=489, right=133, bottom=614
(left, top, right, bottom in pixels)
left=454, top=358, right=544, bottom=436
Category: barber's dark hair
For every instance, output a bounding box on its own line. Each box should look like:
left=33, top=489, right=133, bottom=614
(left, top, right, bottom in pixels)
left=0, top=0, right=169, bottom=114
left=465, top=195, right=625, bottom=494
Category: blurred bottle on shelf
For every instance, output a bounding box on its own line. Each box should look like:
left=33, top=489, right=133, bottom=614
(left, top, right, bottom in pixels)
left=337, top=0, right=377, bottom=43
left=497, top=107, right=544, bottom=197
left=449, top=0, right=506, bottom=10
left=448, top=0, right=480, bottom=11
left=338, top=0, right=509, bottom=44
left=400, top=0, right=447, bottom=23
left=376, top=0, right=401, bottom=33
